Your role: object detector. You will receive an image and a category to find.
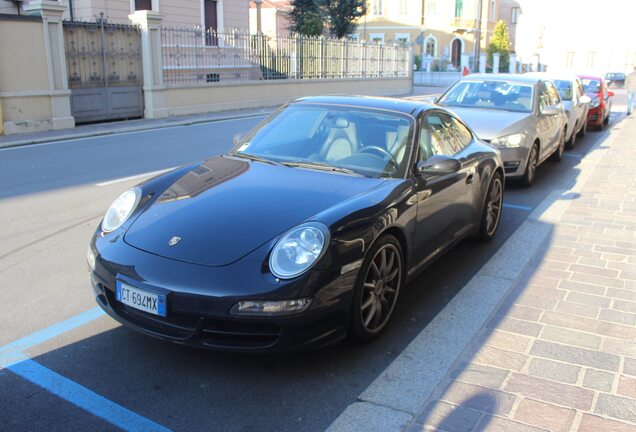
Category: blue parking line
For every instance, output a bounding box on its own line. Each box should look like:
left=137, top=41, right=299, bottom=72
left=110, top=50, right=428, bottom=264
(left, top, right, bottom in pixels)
left=0, top=307, right=105, bottom=355
left=502, top=203, right=533, bottom=212
left=8, top=358, right=171, bottom=432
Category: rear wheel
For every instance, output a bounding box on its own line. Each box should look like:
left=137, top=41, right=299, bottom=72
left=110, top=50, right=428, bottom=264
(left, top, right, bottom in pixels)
left=350, top=235, right=403, bottom=342
left=520, top=142, right=539, bottom=187
left=550, top=129, right=565, bottom=162
left=479, top=172, right=504, bottom=242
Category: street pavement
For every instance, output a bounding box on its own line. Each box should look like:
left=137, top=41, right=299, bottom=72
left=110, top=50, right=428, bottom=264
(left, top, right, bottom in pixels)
left=0, top=88, right=632, bottom=431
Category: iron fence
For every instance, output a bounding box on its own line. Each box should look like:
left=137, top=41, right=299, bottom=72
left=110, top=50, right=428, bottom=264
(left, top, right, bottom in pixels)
left=160, top=28, right=411, bottom=85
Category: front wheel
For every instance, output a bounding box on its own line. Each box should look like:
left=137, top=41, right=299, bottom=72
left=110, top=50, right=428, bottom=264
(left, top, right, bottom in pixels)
left=520, top=142, right=539, bottom=187
left=478, top=172, right=504, bottom=242
left=349, top=235, right=403, bottom=342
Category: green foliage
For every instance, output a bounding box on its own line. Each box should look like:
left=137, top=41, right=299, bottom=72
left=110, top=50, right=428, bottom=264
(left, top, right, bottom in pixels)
left=414, top=54, right=422, bottom=71
left=289, top=0, right=366, bottom=39
left=320, top=0, right=367, bottom=39
left=288, top=0, right=321, bottom=35
left=488, top=20, right=511, bottom=72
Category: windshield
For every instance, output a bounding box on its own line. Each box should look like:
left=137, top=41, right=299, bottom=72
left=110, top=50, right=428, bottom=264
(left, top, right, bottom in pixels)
left=553, top=80, right=573, bottom=101
left=231, top=104, right=415, bottom=178
left=581, top=79, right=601, bottom=93
left=438, top=80, right=534, bottom=112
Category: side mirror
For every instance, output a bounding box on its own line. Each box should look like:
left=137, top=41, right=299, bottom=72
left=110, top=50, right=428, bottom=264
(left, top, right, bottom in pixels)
left=416, top=155, right=461, bottom=175
left=607, top=91, right=615, bottom=98
left=579, top=95, right=591, bottom=104
left=233, top=133, right=245, bottom=146
left=541, top=105, right=561, bottom=116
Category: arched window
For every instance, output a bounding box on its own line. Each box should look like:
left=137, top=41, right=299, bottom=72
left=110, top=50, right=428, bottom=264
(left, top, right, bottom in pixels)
left=425, top=37, right=437, bottom=57
left=451, top=38, right=462, bottom=68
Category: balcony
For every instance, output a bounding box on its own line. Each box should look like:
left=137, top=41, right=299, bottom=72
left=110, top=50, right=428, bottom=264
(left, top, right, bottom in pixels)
left=451, top=18, right=477, bottom=33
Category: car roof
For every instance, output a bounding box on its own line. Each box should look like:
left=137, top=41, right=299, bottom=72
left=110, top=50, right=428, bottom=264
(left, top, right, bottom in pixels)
left=459, top=73, right=541, bottom=84
left=524, top=72, right=579, bottom=81
left=292, top=95, right=433, bottom=116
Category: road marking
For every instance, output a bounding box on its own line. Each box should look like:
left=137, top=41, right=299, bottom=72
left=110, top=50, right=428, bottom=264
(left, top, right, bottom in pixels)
left=502, top=203, right=533, bottom=212
left=0, top=307, right=105, bottom=357
left=95, top=167, right=177, bottom=187
left=8, top=359, right=171, bottom=432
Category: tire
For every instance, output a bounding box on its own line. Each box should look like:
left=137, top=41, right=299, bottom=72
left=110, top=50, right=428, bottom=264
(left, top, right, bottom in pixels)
left=520, top=142, right=539, bottom=187
left=577, top=119, right=587, bottom=138
left=604, top=111, right=610, bottom=125
left=478, top=172, right=504, bottom=242
left=349, top=234, right=403, bottom=342
left=550, top=129, right=566, bottom=162
left=566, top=124, right=576, bottom=149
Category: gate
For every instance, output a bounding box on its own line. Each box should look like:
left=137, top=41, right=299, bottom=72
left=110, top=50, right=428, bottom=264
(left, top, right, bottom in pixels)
left=63, top=17, right=143, bottom=123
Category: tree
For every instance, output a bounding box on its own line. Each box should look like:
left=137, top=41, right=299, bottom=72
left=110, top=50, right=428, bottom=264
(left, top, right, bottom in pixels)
left=288, top=0, right=323, bottom=36
left=320, top=0, right=367, bottom=39
left=488, top=20, right=511, bottom=72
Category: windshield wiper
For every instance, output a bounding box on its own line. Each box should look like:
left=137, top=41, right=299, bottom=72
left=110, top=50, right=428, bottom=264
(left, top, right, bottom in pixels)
left=228, top=152, right=280, bottom=166
left=282, top=160, right=364, bottom=176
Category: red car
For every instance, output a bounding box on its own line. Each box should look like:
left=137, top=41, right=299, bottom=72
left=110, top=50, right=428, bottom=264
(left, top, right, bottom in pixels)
left=578, top=75, right=614, bottom=130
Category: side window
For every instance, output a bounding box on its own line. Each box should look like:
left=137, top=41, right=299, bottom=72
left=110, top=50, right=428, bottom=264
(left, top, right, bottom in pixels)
left=538, top=83, right=551, bottom=111
left=545, top=82, right=560, bottom=105
left=419, top=112, right=466, bottom=160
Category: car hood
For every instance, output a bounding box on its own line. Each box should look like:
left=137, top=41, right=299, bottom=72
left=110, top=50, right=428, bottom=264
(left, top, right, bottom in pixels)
left=445, top=107, right=534, bottom=141
left=124, top=156, right=385, bottom=266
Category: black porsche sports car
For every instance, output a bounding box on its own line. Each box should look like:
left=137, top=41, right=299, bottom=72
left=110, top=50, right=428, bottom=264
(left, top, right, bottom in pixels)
left=88, top=96, right=504, bottom=352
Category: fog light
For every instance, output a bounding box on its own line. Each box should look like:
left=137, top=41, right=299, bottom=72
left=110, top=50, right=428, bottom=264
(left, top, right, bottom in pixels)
left=87, top=247, right=96, bottom=271
left=230, top=298, right=312, bottom=316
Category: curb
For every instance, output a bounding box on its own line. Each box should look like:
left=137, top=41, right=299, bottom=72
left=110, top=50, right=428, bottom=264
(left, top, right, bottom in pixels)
left=326, top=118, right=622, bottom=432
left=0, top=110, right=273, bottom=150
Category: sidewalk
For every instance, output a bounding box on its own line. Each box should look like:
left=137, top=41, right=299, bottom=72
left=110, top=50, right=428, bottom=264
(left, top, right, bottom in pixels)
left=0, top=87, right=441, bottom=150
left=411, top=115, right=636, bottom=431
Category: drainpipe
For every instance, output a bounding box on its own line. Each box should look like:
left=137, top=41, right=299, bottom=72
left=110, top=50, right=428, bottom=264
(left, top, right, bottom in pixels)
left=474, top=0, right=483, bottom=72
left=69, top=0, right=75, bottom=21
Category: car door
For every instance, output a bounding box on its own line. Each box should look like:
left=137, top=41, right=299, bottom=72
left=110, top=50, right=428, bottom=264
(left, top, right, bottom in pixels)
left=574, top=79, right=588, bottom=126
left=411, top=111, right=475, bottom=267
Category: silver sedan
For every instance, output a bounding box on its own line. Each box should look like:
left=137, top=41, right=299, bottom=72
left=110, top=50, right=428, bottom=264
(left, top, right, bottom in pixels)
left=436, top=74, right=568, bottom=186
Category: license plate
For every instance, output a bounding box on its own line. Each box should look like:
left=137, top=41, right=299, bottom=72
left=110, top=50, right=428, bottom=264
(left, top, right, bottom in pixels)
left=116, top=282, right=167, bottom=317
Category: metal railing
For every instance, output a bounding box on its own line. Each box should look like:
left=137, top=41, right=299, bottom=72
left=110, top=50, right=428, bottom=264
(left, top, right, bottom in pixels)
left=160, top=28, right=411, bottom=85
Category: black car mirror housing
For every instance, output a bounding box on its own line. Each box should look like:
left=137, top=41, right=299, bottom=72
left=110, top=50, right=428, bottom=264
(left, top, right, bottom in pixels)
left=416, top=156, right=461, bottom=175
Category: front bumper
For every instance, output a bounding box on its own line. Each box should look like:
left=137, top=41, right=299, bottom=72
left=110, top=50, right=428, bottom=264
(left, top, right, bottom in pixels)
left=89, top=233, right=358, bottom=352
left=492, top=146, right=531, bottom=177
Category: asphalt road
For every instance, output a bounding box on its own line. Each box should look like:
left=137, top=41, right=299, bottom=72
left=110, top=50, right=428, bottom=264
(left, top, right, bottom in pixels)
left=0, top=91, right=627, bottom=432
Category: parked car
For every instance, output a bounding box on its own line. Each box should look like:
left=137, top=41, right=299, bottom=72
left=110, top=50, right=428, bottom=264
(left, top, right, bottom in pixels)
left=604, top=72, right=626, bottom=89
left=436, top=74, right=568, bottom=186
left=525, top=72, right=591, bottom=148
left=88, top=96, right=504, bottom=352
left=578, top=75, right=614, bottom=131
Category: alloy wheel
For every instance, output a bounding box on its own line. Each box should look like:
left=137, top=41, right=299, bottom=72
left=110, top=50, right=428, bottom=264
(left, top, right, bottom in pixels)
left=485, top=177, right=503, bottom=237
left=360, top=243, right=402, bottom=333
left=526, top=145, right=538, bottom=184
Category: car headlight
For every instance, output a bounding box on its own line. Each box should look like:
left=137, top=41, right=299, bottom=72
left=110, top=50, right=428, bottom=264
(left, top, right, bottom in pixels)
left=490, top=133, right=526, bottom=148
left=101, top=187, right=142, bottom=233
left=269, top=222, right=329, bottom=279
left=589, top=98, right=600, bottom=108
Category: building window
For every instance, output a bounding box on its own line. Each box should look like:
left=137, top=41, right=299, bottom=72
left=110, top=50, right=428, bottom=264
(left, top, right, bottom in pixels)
left=511, top=7, right=519, bottom=24
left=395, top=33, right=410, bottom=45
left=134, top=0, right=152, bottom=11
left=425, top=36, right=437, bottom=57
left=489, top=0, right=496, bottom=21
left=204, top=0, right=218, bottom=45
left=371, top=0, right=384, bottom=17
left=566, top=51, right=575, bottom=68
left=399, top=0, right=408, bottom=15
left=454, top=0, right=463, bottom=18
left=426, top=0, right=437, bottom=16
left=369, top=33, right=385, bottom=43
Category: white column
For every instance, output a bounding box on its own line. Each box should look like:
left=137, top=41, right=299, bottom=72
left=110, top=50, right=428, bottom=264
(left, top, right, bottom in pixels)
left=479, top=53, right=487, bottom=73
left=509, top=53, right=517, bottom=74
left=129, top=10, right=167, bottom=119
left=24, top=0, right=75, bottom=130
left=492, top=52, right=500, bottom=73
